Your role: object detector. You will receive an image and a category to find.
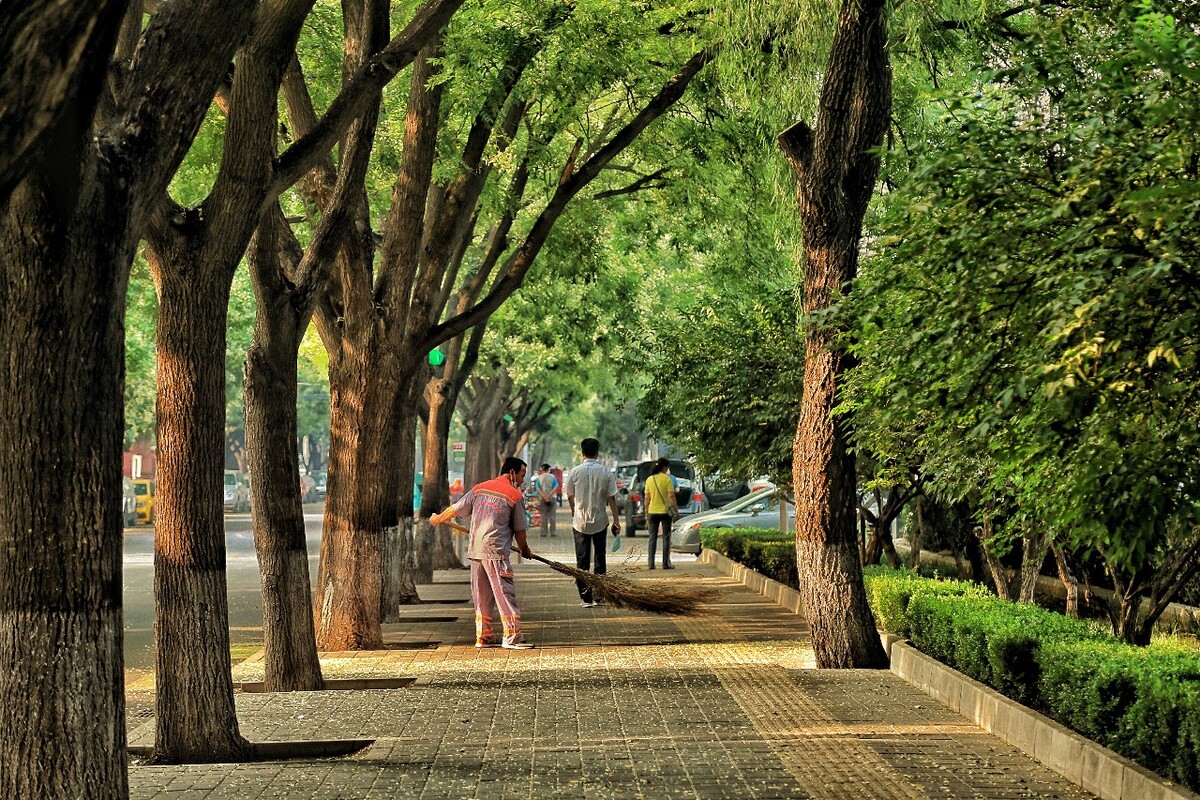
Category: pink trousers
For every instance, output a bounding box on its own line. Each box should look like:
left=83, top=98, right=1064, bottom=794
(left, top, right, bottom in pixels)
left=470, top=557, right=524, bottom=646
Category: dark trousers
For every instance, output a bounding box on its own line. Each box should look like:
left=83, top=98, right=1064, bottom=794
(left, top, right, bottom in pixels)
left=647, top=513, right=673, bottom=568
left=572, top=528, right=607, bottom=602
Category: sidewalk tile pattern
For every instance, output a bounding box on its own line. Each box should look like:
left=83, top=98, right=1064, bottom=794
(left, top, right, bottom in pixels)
left=128, top=534, right=1093, bottom=799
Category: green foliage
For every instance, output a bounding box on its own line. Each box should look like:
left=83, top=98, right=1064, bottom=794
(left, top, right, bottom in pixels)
left=701, top=527, right=794, bottom=584
left=124, top=257, right=158, bottom=445
left=845, top=0, right=1200, bottom=574
left=866, top=568, right=1200, bottom=790
left=861, top=566, right=987, bottom=638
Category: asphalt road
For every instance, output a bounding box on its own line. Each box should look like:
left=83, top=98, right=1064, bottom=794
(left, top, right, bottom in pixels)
left=122, top=505, right=324, bottom=670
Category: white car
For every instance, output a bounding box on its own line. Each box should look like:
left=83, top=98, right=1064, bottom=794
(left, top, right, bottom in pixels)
left=671, top=487, right=794, bottom=556
left=223, top=470, right=250, bottom=512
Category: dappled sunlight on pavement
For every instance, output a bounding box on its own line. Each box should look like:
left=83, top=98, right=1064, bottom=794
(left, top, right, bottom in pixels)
left=127, top=518, right=1094, bottom=799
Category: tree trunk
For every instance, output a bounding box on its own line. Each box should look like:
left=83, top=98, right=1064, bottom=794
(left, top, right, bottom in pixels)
left=382, top=387, right=422, bottom=619
left=777, top=0, right=891, bottom=669
left=1017, top=532, right=1047, bottom=604
left=976, top=518, right=1013, bottom=601
left=421, top=375, right=465, bottom=570
left=315, top=337, right=403, bottom=649
left=1, top=0, right=259, bottom=783
left=243, top=211, right=324, bottom=691
left=1049, top=540, right=1079, bottom=618
left=245, top=338, right=324, bottom=690
left=151, top=266, right=253, bottom=763
left=909, top=500, right=924, bottom=570
left=0, top=178, right=130, bottom=798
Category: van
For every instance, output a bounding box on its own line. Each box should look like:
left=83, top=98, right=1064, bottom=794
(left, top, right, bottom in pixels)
left=132, top=478, right=155, bottom=525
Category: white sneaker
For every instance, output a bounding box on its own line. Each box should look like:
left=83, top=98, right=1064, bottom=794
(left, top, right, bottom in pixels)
left=502, top=641, right=534, bottom=650
left=580, top=601, right=594, bottom=608
left=591, top=599, right=605, bottom=607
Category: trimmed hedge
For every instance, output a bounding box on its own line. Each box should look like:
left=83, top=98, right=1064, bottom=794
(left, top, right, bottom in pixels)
left=863, top=567, right=1200, bottom=791
left=861, top=566, right=988, bottom=639
left=701, top=528, right=795, bottom=585
left=704, top=529, right=1200, bottom=792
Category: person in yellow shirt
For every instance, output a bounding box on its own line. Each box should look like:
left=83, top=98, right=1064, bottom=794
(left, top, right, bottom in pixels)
left=643, top=457, right=678, bottom=569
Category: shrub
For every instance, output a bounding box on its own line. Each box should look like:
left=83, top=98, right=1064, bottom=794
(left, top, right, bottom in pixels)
left=862, top=567, right=986, bottom=638
left=702, top=527, right=791, bottom=574
left=742, top=540, right=798, bottom=587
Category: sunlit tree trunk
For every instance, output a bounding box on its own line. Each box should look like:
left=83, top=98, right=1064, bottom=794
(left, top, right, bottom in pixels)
left=778, top=0, right=891, bottom=669
left=150, top=256, right=253, bottom=762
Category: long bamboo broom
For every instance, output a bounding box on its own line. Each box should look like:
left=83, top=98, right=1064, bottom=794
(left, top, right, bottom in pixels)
left=441, top=519, right=720, bottom=616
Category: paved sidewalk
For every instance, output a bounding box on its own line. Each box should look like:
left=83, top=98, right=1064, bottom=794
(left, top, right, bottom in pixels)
left=128, top=533, right=1093, bottom=799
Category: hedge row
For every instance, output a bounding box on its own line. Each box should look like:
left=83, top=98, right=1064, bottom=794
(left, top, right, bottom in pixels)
left=701, top=528, right=796, bottom=587
left=864, top=567, right=1200, bottom=791
left=703, top=532, right=1200, bottom=792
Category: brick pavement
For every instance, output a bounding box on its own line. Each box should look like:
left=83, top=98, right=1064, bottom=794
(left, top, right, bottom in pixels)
left=127, top=528, right=1093, bottom=799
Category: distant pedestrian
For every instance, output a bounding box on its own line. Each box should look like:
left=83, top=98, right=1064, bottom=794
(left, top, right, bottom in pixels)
left=644, top=457, right=678, bottom=569
left=431, top=457, right=535, bottom=649
left=534, top=463, right=559, bottom=537
left=563, top=438, right=620, bottom=607
left=550, top=464, right=565, bottom=506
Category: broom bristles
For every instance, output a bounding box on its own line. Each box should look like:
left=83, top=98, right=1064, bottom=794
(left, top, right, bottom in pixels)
left=526, top=553, right=720, bottom=616
left=440, top=518, right=719, bottom=616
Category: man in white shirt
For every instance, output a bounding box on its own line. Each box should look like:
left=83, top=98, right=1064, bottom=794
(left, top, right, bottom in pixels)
left=563, top=438, right=620, bottom=607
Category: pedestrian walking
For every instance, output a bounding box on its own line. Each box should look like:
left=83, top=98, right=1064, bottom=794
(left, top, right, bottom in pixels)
left=644, top=457, right=678, bottom=569
left=431, top=457, right=535, bottom=649
left=534, top=463, right=559, bottom=537
left=563, top=438, right=620, bottom=607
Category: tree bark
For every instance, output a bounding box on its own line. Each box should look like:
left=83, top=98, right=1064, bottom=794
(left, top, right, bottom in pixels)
left=315, top=336, right=401, bottom=649
left=976, top=517, right=1014, bottom=601
left=777, top=0, right=891, bottom=669
left=150, top=255, right=254, bottom=763
left=422, top=375, right=466, bottom=569
left=243, top=206, right=324, bottom=692
left=382, top=386, right=423, bottom=619
left=1049, top=539, right=1079, bottom=618
left=0, top=173, right=130, bottom=798
left=1017, top=532, right=1047, bottom=604
left=0, top=1, right=127, bottom=201
left=1, top=0, right=258, bottom=789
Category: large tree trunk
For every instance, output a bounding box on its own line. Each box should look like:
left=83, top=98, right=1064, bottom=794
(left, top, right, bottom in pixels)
left=151, top=265, right=252, bottom=763
left=314, top=338, right=402, bottom=649
left=244, top=210, right=324, bottom=692
left=0, top=177, right=130, bottom=798
left=1, top=0, right=259, bottom=786
left=777, top=0, right=891, bottom=669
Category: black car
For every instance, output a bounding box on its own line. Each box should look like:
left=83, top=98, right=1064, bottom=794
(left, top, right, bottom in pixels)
left=624, top=459, right=707, bottom=533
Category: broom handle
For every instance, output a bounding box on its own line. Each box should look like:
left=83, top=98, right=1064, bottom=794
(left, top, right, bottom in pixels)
left=523, top=552, right=557, bottom=568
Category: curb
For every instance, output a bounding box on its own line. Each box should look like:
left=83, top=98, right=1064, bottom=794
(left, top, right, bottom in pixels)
left=698, top=548, right=1200, bottom=800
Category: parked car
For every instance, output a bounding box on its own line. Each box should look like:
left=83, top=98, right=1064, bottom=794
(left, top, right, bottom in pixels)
left=122, top=477, right=138, bottom=527
left=614, top=460, right=638, bottom=512
left=132, top=478, right=155, bottom=525
left=223, top=470, right=250, bottom=512
left=299, top=470, right=317, bottom=502
left=672, top=487, right=794, bottom=556
left=312, top=470, right=328, bottom=499
left=624, top=459, right=707, bottom=533
left=701, top=474, right=755, bottom=507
